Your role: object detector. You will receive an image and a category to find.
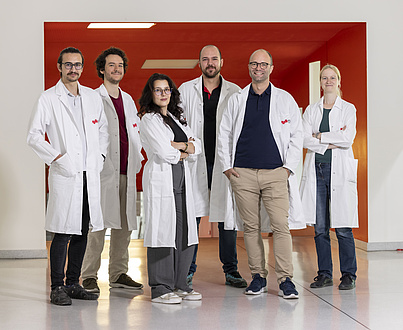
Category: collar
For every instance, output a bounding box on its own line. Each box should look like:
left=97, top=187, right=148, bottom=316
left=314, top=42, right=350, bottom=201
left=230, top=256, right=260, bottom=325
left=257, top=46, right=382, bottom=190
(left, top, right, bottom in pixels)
left=249, top=82, right=271, bottom=96
left=60, top=80, right=81, bottom=97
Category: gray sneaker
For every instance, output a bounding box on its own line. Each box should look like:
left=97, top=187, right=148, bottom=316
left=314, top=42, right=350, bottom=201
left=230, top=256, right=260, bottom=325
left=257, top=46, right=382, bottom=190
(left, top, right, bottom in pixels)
left=82, top=278, right=100, bottom=294
left=110, top=273, right=143, bottom=290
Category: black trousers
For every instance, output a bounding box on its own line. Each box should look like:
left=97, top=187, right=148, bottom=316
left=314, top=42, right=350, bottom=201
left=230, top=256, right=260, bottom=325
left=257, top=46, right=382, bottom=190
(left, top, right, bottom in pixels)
left=50, top=172, right=90, bottom=289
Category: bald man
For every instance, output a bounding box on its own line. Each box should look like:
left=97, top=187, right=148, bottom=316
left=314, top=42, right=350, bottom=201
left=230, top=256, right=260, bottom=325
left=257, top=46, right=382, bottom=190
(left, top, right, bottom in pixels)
left=217, top=49, right=304, bottom=299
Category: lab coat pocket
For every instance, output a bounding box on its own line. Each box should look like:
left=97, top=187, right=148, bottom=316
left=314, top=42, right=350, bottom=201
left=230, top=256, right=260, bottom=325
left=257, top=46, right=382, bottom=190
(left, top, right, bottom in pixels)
left=100, top=156, right=115, bottom=180
left=52, top=153, right=75, bottom=177
left=149, top=171, right=173, bottom=198
left=345, top=158, right=358, bottom=183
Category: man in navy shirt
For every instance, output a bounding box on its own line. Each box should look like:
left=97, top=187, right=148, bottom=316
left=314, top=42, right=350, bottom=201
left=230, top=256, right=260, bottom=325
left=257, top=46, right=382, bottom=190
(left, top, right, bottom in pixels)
left=218, top=49, right=304, bottom=299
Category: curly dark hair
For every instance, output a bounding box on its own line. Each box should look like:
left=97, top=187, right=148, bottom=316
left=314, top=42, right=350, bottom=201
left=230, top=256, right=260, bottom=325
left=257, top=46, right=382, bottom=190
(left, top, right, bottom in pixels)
left=95, top=47, right=128, bottom=80
left=139, top=73, right=186, bottom=126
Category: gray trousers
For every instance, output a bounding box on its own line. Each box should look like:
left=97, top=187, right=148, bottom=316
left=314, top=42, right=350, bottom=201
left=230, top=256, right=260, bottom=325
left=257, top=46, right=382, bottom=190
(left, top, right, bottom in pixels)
left=147, top=162, right=195, bottom=299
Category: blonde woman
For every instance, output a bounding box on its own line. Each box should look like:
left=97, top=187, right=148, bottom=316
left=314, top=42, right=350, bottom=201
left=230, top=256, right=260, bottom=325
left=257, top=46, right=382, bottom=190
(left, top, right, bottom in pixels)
left=300, top=64, right=358, bottom=290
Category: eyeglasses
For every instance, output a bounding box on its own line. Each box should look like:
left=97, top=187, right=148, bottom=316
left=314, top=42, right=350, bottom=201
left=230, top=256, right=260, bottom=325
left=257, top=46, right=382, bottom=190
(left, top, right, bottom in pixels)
left=153, top=88, right=172, bottom=96
left=62, top=62, right=83, bottom=70
left=248, top=62, right=271, bottom=69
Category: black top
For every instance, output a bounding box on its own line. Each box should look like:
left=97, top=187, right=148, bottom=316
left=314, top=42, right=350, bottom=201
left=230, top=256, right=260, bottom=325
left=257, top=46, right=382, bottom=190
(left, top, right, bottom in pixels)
left=202, top=76, right=222, bottom=165
left=234, top=84, right=283, bottom=169
left=164, top=114, right=187, bottom=142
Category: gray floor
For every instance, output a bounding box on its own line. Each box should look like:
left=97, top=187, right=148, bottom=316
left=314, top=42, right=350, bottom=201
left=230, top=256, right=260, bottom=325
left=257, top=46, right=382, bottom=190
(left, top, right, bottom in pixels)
left=1, top=236, right=402, bottom=330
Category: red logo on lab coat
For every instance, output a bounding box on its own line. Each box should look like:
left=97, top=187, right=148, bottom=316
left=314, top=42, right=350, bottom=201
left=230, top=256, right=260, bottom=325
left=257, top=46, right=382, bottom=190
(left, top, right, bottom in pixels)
left=133, top=123, right=138, bottom=128
left=281, top=119, right=289, bottom=124
left=92, top=119, right=98, bottom=124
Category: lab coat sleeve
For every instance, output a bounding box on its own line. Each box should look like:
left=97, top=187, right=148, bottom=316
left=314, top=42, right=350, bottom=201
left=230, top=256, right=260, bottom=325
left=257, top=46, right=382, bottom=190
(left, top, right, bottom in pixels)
left=217, top=94, right=236, bottom=173
left=283, top=98, right=303, bottom=174
left=320, top=104, right=357, bottom=148
left=302, top=105, right=328, bottom=155
left=140, top=114, right=181, bottom=164
left=97, top=100, right=109, bottom=156
left=184, top=125, right=201, bottom=162
left=178, top=85, right=188, bottom=116
left=27, top=95, right=61, bottom=165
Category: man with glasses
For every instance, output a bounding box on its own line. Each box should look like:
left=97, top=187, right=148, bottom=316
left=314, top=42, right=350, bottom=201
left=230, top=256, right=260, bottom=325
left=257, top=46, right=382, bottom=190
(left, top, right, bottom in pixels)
left=27, top=47, right=108, bottom=306
left=179, top=45, right=247, bottom=288
left=217, top=49, right=304, bottom=298
left=81, top=47, right=143, bottom=294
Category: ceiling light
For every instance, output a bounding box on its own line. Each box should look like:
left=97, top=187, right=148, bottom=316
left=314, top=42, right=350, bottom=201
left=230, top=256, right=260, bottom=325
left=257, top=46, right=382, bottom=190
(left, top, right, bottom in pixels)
left=142, top=59, right=198, bottom=69
left=87, top=23, right=155, bottom=29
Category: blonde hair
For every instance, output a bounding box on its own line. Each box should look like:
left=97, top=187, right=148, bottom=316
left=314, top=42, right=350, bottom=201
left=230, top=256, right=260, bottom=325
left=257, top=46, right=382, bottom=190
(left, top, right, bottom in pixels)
left=320, top=64, right=342, bottom=97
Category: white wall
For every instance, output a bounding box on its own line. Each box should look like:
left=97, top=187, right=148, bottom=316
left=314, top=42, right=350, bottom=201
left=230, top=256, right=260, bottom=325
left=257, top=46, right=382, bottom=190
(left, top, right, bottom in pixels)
left=1, top=0, right=402, bottom=255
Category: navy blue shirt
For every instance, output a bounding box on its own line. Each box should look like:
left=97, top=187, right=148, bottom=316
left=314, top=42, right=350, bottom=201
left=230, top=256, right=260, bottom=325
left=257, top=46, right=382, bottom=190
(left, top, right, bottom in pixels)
left=234, top=84, right=283, bottom=169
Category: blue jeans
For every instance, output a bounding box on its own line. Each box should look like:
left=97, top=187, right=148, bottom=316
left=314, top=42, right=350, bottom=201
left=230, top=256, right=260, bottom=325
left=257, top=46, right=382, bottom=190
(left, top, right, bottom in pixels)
left=188, top=161, right=238, bottom=275
left=314, top=163, right=357, bottom=279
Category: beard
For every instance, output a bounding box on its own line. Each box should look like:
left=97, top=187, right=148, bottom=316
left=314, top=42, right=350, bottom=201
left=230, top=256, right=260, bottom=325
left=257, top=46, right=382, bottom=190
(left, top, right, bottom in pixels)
left=202, top=65, right=221, bottom=79
left=105, top=72, right=123, bottom=84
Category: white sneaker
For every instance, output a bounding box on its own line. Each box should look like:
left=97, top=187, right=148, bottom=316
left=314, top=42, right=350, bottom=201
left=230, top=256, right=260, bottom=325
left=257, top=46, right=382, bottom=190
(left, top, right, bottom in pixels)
left=174, top=289, right=202, bottom=301
left=151, top=292, right=182, bottom=304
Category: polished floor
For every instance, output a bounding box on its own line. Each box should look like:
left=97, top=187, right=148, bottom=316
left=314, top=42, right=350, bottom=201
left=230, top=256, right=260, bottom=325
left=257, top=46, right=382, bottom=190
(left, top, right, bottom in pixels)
left=1, top=236, right=402, bottom=330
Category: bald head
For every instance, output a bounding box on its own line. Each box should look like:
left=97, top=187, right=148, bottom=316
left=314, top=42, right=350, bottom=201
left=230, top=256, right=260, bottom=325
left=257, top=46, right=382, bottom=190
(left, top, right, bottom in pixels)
left=199, top=45, right=222, bottom=60
left=249, top=49, right=273, bottom=65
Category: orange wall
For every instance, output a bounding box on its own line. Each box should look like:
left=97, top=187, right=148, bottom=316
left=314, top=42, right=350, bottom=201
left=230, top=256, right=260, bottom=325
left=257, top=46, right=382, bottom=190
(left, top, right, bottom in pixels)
left=281, top=24, right=368, bottom=242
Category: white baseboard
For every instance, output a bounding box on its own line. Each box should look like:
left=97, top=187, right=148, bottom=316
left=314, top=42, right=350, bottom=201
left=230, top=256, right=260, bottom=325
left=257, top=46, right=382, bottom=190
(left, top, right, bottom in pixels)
left=0, top=249, right=47, bottom=259
left=329, top=231, right=403, bottom=252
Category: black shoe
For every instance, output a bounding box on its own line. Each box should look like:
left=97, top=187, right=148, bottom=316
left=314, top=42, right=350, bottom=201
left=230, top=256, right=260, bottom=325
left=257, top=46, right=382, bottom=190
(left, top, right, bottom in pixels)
left=225, top=271, right=248, bottom=288
left=82, top=278, right=100, bottom=294
left=50, top=286, right=72, bottom=306
left=338, top=274, right=356, bottom=290
left=65, top=284, right=99, bottom=300
left=110, top=273, right=143, bottom=290
left=310, top=275, right=333, bottom=288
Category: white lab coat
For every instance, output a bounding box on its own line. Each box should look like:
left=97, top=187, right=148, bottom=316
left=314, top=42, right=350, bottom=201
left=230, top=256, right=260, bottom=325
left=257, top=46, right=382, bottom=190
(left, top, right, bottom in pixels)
left=27, top=80, right=109, bottom=235
left=300, top=96, right=358, bottom=228
left=178, top=75, right=241, bottom=223
left=217, top=83, right=306, bottom=230
left=96, top=85, right=143, bottom=230
left=139, top=112, right=202, bottom=247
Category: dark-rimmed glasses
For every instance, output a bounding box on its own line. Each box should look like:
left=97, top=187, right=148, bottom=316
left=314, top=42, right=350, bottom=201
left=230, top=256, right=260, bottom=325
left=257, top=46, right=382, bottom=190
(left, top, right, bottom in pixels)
left=62, top=62, right=83, bottom=70
left=248, top=62, right=271, bottom=69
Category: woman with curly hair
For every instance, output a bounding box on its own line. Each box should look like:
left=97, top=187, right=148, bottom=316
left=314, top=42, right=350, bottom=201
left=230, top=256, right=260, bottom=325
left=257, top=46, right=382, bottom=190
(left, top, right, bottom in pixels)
left=139, top=73, right=203, bottom=304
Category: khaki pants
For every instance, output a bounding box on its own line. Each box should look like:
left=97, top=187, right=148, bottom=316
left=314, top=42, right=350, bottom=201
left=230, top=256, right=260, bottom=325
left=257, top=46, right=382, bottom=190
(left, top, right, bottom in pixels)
left=230, top=167, right=293, bottom=284
left=81, top=175, right=132, bottom=283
